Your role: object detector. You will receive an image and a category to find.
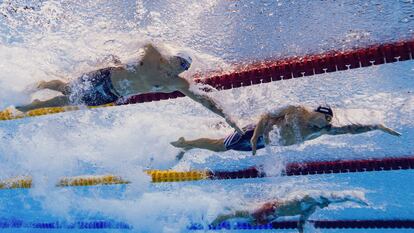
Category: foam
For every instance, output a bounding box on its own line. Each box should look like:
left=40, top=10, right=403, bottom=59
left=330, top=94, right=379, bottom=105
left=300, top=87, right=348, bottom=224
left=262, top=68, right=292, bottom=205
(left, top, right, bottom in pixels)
left=0, top=1, right=413, bottom=232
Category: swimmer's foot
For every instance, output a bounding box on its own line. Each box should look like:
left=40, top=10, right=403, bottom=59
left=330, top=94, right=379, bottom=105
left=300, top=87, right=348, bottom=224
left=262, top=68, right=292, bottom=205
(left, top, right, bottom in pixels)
left=170, top=137, right=189, bottom=149
left=23, top=81, right=46, bottom=94
left=3, top=106, right=25, bottom=118
left=15, top=99, right=42, bottom=113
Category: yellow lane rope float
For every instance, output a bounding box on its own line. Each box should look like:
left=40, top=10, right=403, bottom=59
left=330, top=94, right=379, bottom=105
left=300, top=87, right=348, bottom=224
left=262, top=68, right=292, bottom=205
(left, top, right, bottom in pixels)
left=0, top=176, right=32, bottom=189
left=0, top=103, right=115, bottom=121
left=145, top=170, right=209, bottom=183
left=0, top=175, right=129, bottom=189
left=0, top=170, right=209, bottom=189
left=58, top=175, right=130, bottom=187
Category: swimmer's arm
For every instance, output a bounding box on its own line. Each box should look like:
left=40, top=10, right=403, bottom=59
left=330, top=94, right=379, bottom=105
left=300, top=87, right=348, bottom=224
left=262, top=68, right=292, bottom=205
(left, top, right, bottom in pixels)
left=251, top=106, right=300, bottom=155
left=139, top=43, right=164, bottom=68
left=326, top=124, right=401, bottom=136
left=211, top=211, right=251, bottom=226
left=177, top=80, right=243, bottom=134
left=297, top=208, right=316, bottom=233
left=251, top=113, right=271, bottom=155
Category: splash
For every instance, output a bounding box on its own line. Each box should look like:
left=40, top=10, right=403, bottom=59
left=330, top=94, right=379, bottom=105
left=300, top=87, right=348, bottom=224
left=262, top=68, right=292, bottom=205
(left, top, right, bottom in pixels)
left=0, top=1, right=413, bottom=232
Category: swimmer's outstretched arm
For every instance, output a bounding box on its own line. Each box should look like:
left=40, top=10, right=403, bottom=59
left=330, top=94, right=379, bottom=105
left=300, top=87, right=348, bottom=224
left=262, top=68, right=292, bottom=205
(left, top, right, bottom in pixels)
left=211, top=210, right=251, bottom=226
left=326, top=124, right=401, bottom=136
left=177, top=80, right=243, bottom=134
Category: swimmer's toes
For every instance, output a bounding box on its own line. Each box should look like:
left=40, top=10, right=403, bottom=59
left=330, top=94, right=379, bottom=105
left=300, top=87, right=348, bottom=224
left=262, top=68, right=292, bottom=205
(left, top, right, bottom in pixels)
left=170, top=137, right=186, bottom=148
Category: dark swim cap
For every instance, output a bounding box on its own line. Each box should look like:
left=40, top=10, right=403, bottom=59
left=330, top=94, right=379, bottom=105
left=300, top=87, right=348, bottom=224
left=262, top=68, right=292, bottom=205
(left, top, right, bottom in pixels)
left=315, top=105, right=333, bottom=117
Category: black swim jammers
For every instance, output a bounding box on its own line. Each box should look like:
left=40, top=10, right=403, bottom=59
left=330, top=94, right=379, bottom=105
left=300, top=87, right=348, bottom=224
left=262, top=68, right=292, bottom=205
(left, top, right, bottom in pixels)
left=224, top=124, right=265, bottom=151
left=67, top=68, right=121, bottom=106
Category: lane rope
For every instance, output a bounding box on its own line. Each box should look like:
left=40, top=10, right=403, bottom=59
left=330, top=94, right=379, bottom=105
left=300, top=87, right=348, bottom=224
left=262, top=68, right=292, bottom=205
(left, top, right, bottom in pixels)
left=0, top=175, right=129, bottom=189
left=1, top=156, right=412, bottom=189
left=1, top=219, right=413, bottom=230
left=1, top=39, right=413, bottom=121
left=0, top=104, right=114, bottom=121
left=123, top=38, right=414, bottom=104
left=188, top=219, right=414, bottom=230
left=0, top=219, right=131, bottom=229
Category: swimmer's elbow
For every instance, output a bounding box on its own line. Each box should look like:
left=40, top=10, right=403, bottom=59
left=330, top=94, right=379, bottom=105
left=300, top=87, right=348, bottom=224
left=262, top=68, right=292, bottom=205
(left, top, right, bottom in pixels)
left=143, top=43, right=156, bottom=50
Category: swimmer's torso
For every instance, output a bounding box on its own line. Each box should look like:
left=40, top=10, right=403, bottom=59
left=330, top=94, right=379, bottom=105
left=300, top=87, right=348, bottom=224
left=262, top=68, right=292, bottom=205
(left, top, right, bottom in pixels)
left=251, top=197, right=316, bottom=222
left=109, top=44, right=188, bottom=96
left=110, top=66, right=181, bottom=96
left=266, top=107, right=326, bottom=146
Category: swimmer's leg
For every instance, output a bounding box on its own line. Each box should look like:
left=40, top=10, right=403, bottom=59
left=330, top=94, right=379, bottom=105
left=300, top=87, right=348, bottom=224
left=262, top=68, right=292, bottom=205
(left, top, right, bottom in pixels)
left=170, top=137, right=227, bottom=152
left=16, top=96, right=71, bottom=112
left=37, top=80, right=70, bottom=94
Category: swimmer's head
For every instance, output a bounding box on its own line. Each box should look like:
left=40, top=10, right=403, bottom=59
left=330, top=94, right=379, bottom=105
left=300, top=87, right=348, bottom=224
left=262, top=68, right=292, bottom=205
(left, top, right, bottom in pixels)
left=172, top=52, right=192, bottom=73
left=310, top=105, right=333, bottom=128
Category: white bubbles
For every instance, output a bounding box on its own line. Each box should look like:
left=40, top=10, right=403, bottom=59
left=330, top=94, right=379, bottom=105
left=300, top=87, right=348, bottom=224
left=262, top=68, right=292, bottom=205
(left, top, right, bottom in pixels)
left=0, top=1, right=413, bottom=232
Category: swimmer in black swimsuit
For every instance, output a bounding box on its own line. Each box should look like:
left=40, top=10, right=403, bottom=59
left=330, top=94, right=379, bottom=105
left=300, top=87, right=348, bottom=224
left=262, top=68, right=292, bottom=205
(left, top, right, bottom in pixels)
left=171, top=124, right=265, bottom=158
left=211, top=190, right=368, bottom=233
left=64, top=68, right=120, bottom=106
left=13, top=43, right=243, bottom=133
left=171, top=105, right=400, bottom=159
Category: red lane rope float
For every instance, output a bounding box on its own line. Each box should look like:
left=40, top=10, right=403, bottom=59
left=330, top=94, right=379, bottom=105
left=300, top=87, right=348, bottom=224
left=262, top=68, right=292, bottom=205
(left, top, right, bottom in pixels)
left=121, top=38, right=414, bottom=105
left=208, top=156, right=414, bottom=180
left=189, top=219, right=414, bottom=230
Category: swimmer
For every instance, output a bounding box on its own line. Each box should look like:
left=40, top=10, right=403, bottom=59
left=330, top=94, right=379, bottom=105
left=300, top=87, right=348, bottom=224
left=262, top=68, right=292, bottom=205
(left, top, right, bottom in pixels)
left=171, top=105, right=401, bottom=158
left=13, top=44, right=242, bottom=133
left=211, top=191, right=368, bottom=233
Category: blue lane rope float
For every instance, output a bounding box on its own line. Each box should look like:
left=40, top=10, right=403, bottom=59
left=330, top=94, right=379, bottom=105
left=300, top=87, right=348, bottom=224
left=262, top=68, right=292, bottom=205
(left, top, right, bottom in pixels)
left=188, top=220, right=414, bottom=230
left=2, top=219, right=413, bottom=230
left=0, top=219, right=131, bottom=229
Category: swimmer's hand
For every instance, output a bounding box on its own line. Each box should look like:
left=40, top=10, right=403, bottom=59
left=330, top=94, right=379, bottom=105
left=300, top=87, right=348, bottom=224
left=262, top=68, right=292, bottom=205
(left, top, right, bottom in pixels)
left=175, top=150, right=186, bottom=161
left=251, top=136, right=259, bottom=156
left=250, top=113, right=270, bottom=155
left=210, top=215, right=228, bottom=227
left=225, top=116, right=244, bottom=135
left=177, top=81, right=243, bottom=134
left=377, top=124, right=401, bottom=137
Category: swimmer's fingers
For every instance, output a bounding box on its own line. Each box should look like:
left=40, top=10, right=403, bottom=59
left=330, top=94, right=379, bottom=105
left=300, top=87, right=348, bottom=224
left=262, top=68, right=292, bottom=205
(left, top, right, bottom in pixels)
left=225, top=116, right=243, bottom=135
left=264, top=131, right=271, bottom=145
left=251, top=138, right=258, bottom=155
left=175, top=150, right=186, bottom=161
left=359, top=200, right=369, bottom=206
left=378, top=125, right=401, bottom=136
left=210, top=215, right=227, bottom=227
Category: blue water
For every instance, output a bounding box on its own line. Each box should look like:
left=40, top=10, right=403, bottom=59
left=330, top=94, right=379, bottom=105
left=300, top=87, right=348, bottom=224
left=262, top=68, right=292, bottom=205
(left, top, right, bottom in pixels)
left=0, top=0, right=413, bottom=232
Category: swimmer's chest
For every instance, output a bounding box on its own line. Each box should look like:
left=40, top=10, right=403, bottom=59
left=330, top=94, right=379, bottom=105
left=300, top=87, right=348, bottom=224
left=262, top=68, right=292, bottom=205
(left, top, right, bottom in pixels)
left=111, top=69, right=177, bottom=95
left=274, top=201, right=304, bottom=216
left=273, top=116, right=321, bottom=145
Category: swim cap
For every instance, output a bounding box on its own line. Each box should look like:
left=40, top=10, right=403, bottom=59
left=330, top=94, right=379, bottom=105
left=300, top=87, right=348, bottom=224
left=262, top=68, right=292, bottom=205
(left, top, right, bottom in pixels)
left=315, top=105, right=333, bottom=117
left=174, top=52, right=192, bottom=71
